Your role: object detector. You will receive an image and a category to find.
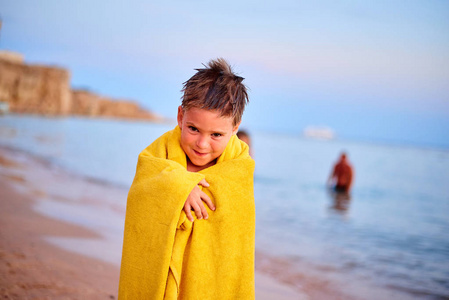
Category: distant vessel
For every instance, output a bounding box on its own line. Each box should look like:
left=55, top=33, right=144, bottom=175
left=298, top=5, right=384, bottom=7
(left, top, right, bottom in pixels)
left=0, top=101, right=9, bottom=115
left=303, top=126, right=335, bottom=140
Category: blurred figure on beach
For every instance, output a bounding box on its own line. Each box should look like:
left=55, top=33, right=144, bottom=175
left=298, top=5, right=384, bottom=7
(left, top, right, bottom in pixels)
left=328, top=152, right=354, bottom=193
left=327, top=152, right=353, bottom=214
left=237, top=129, right=252, bottom=157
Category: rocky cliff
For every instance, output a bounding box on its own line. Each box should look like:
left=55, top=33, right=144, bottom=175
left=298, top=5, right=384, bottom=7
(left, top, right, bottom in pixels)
left=0, top=51, right=161, bottom=121
left=0, top=54, right=71, bottom=115
left=71, top=89, right=159, bottom=120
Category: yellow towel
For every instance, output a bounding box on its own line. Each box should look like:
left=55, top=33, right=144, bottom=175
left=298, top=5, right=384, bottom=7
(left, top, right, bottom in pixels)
left=119, top=126, right=255, bottom=299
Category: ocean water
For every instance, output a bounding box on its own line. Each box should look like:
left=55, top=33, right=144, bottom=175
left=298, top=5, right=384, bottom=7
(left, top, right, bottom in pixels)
left=1, top=115, right=448, bottom=299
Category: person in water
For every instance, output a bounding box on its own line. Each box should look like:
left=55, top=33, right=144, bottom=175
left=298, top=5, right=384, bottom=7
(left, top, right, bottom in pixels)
left=328, top=152, right=354, bottom=193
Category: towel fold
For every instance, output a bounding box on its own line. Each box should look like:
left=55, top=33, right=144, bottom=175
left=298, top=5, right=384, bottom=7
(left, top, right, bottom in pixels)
left=119, top=126, right=255, bottom=299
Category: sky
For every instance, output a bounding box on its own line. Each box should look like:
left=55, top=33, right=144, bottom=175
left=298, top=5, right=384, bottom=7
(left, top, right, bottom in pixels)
left=1, top=0, right=449, bottom=148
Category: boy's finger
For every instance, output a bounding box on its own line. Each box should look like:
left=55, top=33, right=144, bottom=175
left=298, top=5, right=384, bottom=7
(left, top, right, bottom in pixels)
left=201, top=191, right=215, bottom=211
left=199, top=202, right=209, bottom=220
left=191, top=202, right=203, bottom=220
left=198, top=178, right=210, bottom=187
left=184, top=204, right=194, bottom=222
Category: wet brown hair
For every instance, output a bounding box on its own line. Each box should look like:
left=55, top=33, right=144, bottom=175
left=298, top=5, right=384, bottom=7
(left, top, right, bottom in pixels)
left=181, top=58, right=249, bottom=126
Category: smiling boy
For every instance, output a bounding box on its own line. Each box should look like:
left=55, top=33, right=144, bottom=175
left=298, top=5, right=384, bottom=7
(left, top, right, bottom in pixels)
left=119, top=58, right=255, bottom=299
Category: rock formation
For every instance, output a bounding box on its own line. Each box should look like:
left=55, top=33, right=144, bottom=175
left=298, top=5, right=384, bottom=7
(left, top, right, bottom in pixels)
left=0, top=52, right=71, bottom=115
left=71, top=89, right=159, bottom=120
left=0, top=51, right=161, bottom=121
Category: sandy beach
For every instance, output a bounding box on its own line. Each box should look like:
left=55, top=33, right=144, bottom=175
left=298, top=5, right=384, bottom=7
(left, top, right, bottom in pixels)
left=0, top=146, right=304, bottom=300
left=0, top=178, right=120, bottom=299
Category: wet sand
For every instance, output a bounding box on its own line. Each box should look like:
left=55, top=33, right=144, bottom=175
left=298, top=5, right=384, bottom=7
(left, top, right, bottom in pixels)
left=0, top=179, right=120, bottom=299
left=0, top=146, right=305, bottom=299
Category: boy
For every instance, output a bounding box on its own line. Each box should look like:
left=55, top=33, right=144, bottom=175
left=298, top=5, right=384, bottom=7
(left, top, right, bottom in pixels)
left=119, top=58, right=255, bottom=299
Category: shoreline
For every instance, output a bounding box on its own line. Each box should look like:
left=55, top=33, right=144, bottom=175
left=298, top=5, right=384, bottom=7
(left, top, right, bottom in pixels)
left=0, top=178, right=120, bottom=299
left=0, top=145, right=305, bottom=299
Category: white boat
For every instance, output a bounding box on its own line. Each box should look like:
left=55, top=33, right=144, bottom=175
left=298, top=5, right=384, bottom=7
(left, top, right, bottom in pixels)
left=303, top=126, right=335, bottom=140
left=0, top=101, right=10, bottom=115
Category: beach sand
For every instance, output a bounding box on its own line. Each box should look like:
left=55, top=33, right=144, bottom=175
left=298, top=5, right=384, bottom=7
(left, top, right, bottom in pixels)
left=0, top=179, right=120, bottom=299
left=0, top=146, right=305, bottom=300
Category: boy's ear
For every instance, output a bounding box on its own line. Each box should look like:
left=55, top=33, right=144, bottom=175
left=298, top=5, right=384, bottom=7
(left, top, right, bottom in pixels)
left=177, top=106, right=184, bottom=128
left=232, top=122, right=241, bottom=135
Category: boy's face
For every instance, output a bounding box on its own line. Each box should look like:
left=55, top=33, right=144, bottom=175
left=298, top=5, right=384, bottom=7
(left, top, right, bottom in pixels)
left=177, top=106, right=240, bottom=171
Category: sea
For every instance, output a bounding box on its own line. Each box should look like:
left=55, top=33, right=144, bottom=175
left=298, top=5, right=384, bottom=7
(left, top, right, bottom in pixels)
left=1, top=115, right=448, bottom=300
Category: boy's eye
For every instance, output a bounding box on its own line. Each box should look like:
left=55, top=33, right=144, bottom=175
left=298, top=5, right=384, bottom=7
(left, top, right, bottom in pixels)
left=188, top=126, right=199, bottom=132
left=212, top=133, right=222, bottom=138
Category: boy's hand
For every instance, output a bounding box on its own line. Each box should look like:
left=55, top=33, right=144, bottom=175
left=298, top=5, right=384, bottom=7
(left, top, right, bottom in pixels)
left=184, top=179, right=215, bottom=222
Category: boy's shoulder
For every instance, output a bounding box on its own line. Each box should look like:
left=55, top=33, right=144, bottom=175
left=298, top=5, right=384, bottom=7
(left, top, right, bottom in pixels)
left=139, top=127, right=188, bottom=165
left=140, top=127, right=178, bottom=157
left=217, top=134, right=252, bottom=163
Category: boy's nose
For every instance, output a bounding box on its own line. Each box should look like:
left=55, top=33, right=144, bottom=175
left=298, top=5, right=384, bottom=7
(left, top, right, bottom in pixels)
left=196, top=135, right=209, bottom=149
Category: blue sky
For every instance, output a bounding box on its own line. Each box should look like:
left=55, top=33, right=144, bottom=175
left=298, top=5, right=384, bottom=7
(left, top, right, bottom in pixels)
left=1, top=0, right=448, bottom=147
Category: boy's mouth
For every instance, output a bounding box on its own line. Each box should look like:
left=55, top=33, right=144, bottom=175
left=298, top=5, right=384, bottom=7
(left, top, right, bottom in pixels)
left=193, top=149, right=208, bottom=157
